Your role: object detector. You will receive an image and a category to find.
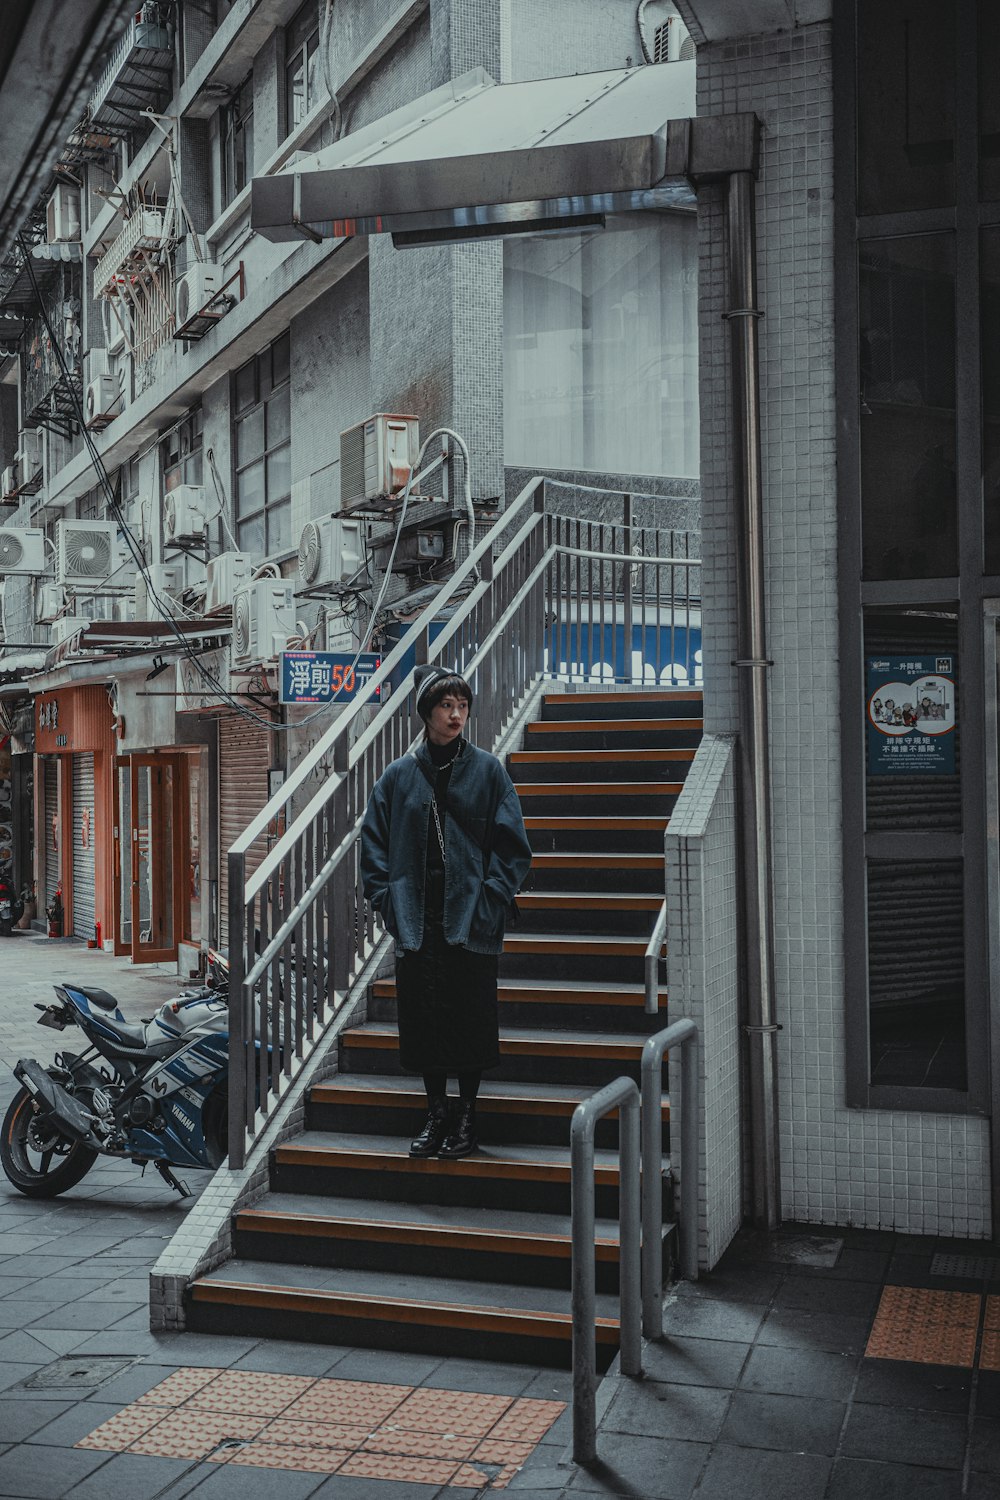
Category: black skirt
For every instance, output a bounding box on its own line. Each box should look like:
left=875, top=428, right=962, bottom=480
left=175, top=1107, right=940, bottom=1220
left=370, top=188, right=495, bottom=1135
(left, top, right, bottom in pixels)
left=395, top=920, right=500, bottom=1074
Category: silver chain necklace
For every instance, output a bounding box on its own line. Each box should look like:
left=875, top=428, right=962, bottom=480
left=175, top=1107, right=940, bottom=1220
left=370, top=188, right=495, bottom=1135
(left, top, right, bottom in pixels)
left=430, top=796, right=447, bottom=862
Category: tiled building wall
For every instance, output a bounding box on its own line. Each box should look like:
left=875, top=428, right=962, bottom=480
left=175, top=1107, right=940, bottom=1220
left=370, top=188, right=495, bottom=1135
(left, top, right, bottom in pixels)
left=666, top=734, right=741, bottom=1267
left=696, top=23, right=991, bottom=1234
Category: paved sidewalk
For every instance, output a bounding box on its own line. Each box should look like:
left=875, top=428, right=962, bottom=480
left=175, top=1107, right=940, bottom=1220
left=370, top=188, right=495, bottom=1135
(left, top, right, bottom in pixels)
left=0, top=935, right=998, bottom=1499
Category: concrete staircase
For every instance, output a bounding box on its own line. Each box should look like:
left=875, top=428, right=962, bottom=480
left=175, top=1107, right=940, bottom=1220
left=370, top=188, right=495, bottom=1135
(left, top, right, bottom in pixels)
left=186, top=689, right=702, bottom=1368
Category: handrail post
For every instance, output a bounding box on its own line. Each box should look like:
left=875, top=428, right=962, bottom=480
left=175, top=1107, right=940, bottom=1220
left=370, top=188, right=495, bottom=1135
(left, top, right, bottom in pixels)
left=644, top=900, right=667, bottom=1016
left=227, top=849, right=248, bottom=1171
left=641, top=1019, right=700, bottom=1340
left=571, top=1076, right=641, bottom=1466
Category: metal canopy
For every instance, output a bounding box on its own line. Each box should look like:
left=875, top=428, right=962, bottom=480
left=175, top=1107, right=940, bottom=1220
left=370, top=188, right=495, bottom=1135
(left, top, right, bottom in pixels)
left=252, top=64, right=705, bottom=244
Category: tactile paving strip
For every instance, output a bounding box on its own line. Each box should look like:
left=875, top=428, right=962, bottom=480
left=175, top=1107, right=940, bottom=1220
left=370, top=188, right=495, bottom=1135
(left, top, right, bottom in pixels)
left=865, top=1285, right=981, bottom=1367
left=76, top=1368, right=565, bottom=1488
left=981, top=1296, right=1000, bottom=1371
left=930, top=1254, right=1000, bottom=1281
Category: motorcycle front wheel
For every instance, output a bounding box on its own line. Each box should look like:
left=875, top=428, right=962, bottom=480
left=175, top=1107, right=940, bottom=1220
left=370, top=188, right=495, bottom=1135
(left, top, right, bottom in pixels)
left=0, top=1086, right=98, bottom=1197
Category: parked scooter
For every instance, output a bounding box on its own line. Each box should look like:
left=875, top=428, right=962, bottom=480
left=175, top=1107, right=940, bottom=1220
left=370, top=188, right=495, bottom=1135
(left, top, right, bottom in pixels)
left=0, top=876, right=24, bottom=937
left=0, top=969, right=262, bottom=1199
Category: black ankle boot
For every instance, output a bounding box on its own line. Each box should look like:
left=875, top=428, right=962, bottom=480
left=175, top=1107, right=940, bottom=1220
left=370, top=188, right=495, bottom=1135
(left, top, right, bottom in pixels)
left=409, top=1097, right=450, bottom=1157
left=438, top=1100, right=477, bottom=1158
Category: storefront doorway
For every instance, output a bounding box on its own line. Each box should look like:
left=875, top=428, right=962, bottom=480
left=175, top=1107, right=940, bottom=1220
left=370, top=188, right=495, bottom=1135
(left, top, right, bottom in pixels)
left=114, top=752, right=190, bottom=963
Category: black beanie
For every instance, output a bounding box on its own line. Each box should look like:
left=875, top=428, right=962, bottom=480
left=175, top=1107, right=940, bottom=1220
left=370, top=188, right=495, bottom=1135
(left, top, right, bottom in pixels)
left=413, top=664, right=473, bottom=719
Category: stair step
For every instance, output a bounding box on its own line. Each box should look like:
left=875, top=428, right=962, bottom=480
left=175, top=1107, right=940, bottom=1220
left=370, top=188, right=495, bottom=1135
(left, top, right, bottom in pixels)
left=510, top=749, right=694, bottom=783
left=499, top=931, right=660, bottom=985
left=526, top=717, right=703, bottom=734
left=232, top=1192, right=628, bottom=1292
left=542, top=691, right=702, bottom=723
left=516, top=783, right=682, bottom=818
left=270, top=1132, right=624, bottom=1216
left=340, top=1023, right=647, bottom=1085
left=187, top=1260, right=620, bottom=1369
left=368, top=977, right=665, bottom=1034
left=529, top=851, right=664, bottom=892
left=525, top=816, right=668, bottom=854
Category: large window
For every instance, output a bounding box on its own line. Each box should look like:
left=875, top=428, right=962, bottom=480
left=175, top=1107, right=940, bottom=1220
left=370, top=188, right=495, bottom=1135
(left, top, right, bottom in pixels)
left=222, top=73, right=253, bottom=207
left=233, top=332, right=291, bottom=556
left=162, top=410, right=203, bottom=493
left=285, top=1, right=320, bottom=137
left=503, top=213, right=698, bottom=479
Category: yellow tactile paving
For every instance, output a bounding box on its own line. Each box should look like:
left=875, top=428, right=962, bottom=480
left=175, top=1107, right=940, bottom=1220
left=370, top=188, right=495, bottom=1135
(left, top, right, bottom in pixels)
left=985, top=1296, right=1000, bottom=1332
left=980, top=1330, right=1000, bottom=1370
left=865, top=1286, right=981, bottom=1367
left=75, top=1368, right=565, bottom=1488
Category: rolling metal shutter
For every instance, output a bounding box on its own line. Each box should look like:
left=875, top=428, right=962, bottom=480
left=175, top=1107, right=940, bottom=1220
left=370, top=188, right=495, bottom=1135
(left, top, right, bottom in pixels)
left=218, top=713, right=271, bottom=944
left=43, top=758, right=59, bottom=910
left=71, top=753, right=96, bottom=941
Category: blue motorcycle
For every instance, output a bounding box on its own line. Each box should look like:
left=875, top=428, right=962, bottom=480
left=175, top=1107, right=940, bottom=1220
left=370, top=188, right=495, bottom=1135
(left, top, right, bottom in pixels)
left=1, top=961, right=238, bottom=1200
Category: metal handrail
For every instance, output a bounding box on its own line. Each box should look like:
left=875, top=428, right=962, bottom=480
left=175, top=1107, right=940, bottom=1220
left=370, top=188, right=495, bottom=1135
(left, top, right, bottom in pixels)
left=571, top=1076, right=641, bottom=1466
left=642, top=1019, right=700, bottom=1339
left=644, top=900, right=667, bottom=1016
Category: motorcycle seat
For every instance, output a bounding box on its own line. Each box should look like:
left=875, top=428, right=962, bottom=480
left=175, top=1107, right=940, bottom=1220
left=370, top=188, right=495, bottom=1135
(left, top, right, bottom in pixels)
left=93, top=1014, right=149, bottom=1049
left=74, top=987, right=119, bottom=1012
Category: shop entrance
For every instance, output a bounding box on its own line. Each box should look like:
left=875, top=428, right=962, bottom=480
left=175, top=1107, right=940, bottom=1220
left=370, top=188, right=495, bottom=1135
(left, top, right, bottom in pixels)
left=114, top=753, right=188, bottom=963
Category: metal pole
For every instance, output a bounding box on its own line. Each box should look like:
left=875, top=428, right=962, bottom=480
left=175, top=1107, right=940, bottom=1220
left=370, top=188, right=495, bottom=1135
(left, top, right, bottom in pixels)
left=571, top=1076, right=642, bottom=1466
left=227, top=848, right=247, bottom=1171
left=725, top=168, right=781, bottom=1231
left=641, top=1019, right=698, bottom=1339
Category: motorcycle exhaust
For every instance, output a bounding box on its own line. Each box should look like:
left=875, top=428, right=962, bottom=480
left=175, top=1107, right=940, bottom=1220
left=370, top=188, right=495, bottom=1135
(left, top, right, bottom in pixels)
left=14, top=1059, right=103, bottom=1151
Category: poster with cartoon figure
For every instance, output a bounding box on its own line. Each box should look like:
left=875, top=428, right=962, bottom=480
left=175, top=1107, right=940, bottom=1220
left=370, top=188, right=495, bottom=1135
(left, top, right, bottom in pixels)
left=866, top=655, right=956, bottom=775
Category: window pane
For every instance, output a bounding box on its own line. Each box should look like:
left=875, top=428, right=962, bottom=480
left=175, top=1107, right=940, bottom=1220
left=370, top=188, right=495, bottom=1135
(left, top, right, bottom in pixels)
left=266, top=389, right=290, bottom=448
left=238, top=513, right=265, bottom=553
left=235, top=360, right=255, bottom=413
left=867, top=859, right=966, bottom=1090
left=286, top=56, right=305, bottom=134
left=859, top=235, right=957, bottom=580
left=857, top=0, right=955, bottom=215
left=237, top=460, right=264, bottom=519
left=266, top=500, right=291, bottom=555
left=267, top=443, right=291, bottom=502
left=982, top=230, right=1000, bottom=571
left=236, top=407, right=264, bottom=467
left=503, top=214, right=698, bottom=478
left=272, top=332, right=290, bottom=388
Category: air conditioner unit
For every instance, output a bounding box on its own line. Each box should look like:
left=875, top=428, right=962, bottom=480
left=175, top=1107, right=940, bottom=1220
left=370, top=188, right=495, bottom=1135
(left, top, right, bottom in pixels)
left=36, top=584, right=65, bottom=624
left=46, top=184, right=81, bottom=244
left=135, top=563, right=182, bottom=620
left=231, top=579, right=295, bottom=667
left=50, top=615, right=88, bottom=647
left=653, top=14, right=694, bottom=61
left=1, top=468, right=16, bottom=499
left=14, top=429, right=43, bottom=489
left=175, top=260, right=225, bottom=336
left=163, top=483, right=207, bottom=544
left=0, top=528, right=47, bottom=575
left=297, top=514, right=364, bottom=587
left=205, top=550, right=252, bottom=614
left=56, top=520, right=121, bottom=588
left=340, top=414, right=420, bottom=512
left=85, top=375, right=120, bottom=430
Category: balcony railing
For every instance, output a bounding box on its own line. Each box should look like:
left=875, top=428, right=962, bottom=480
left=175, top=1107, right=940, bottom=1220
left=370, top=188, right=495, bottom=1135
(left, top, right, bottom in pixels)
left=94, top=210, right=166, bottom=299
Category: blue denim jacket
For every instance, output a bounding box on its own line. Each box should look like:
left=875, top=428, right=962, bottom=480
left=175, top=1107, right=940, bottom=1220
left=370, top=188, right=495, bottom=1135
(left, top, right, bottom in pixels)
left=359, top=739, right=532, bottom=955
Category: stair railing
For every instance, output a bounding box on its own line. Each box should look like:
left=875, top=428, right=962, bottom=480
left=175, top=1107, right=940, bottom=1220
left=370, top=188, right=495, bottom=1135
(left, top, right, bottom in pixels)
left=644, top=900, right=668, bottom=1016
left=226, top=476, right=702, bottom=1169
left=642, top=1019, right=700, bottom=1336
left=570, top=1076, right=642, bottom=1466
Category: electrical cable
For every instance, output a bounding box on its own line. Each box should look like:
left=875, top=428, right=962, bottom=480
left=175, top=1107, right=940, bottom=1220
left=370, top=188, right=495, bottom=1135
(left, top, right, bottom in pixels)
left=636, top=0, right=656, bottom=63
left=206, top=447, right=240, bottom=550
left=320, top=0, right=343, bottom=141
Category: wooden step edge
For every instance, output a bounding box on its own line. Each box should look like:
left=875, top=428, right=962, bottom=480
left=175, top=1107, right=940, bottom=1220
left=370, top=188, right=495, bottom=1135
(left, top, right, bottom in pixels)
left=502, top=937, right=661, bottom=954
left=372, top=980, right=667, bottom=1004
left=542, top=690, right=701, bottom=703
left=236, top=1210, right=619, bottom=1261
left=189, top=1279, right=619, bottom=1342
left=524, top=817, right=669, bottom=829
left=517, top=893, right=663, bottom=909
left=526, top=718, right=703, bottom=733
left=510, top=749, right=695, bottom=764
left=516, top=782, right=684, bottom=796
left=311, top=1081, right=671, bottom=1117
left=529, top=853, right=664, bottom=867
left=273, top=1145, right=620, bottom=1185
left=343, top=1029, right=644, bottom=1060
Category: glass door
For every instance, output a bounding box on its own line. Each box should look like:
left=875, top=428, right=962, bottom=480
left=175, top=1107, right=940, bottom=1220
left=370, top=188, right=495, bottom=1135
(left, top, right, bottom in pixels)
left=113, top=754, right=187, bottom=963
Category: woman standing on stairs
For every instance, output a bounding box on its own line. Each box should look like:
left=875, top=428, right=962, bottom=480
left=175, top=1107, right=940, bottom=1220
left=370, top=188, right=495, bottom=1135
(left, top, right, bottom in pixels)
left=360, top=665, right=532, bottom=1159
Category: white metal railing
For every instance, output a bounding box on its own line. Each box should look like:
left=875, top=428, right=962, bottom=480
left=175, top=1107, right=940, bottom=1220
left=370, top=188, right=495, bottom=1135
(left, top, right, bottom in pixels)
left=94, top=210, right=166, bottom=298
left=226, top=476, right=702, bottom=1167
left=89, top=11, right=173, bottom=129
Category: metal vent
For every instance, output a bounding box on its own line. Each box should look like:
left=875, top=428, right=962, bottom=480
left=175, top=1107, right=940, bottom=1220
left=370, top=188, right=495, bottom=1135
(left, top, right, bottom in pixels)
left=62, top=527, right=113, bottom=578
left=0, top=533, right=27, bottom=569
left=233, top=590, right=252, bottom=657
left=298, top=521, right=323, bottom=585
left=653, top=20, right=671, bottom=62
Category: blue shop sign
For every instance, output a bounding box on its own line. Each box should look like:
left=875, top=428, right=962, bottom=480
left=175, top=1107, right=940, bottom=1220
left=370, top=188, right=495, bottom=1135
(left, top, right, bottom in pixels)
left=280, top=651, right=381, bottom=705
left=866, top=654, right=956, bottom=776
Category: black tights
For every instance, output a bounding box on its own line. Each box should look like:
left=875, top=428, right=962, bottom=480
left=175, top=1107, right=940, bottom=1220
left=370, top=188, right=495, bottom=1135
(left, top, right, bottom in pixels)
left=423, top=1070, right=481, bottom=1102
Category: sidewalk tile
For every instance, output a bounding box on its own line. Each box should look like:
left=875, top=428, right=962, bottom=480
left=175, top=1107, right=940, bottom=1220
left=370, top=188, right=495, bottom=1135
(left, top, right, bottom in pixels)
left=691, top=1444, right=830, bottom=1500
left=718, top=1390, right=845, bottom=1456
left=640, top=1336, right=751, bottom=1389
left=826, top=1457, right=962, bottom=1499
left=59, top=1451, right=194, bottom=1499
left=0, top=1441, right=110, bottom=1497
left=603, top=1380, right=729, bottom=1442
left=738, top=1344, right=858, bottom=1400
left=565, top=1432, right=708, bottom=1498
left=853, top=1359, right=972, bottom=1411
left=0, top=1398, right=76, bottom=1443
left=971, top=1417, right=1000, bottom=1475
left=840, top=1404, right=967, bottom=1470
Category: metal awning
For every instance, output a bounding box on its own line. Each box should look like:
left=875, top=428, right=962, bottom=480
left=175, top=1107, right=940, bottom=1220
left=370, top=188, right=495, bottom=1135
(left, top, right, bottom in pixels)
left=252, top=63, right=710, bottom=245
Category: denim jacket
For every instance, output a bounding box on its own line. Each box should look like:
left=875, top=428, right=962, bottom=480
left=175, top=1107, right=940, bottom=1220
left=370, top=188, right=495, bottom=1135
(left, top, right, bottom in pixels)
left=359, top=739, right=532, bottom=955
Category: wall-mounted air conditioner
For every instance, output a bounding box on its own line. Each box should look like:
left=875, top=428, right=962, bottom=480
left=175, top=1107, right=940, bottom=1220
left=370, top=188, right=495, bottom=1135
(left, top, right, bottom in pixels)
left=36, top=584, right=65, bottom=624
left=14, top=429, right=43, bottom=489
left=175, top=259, right=225, bottom=337
left=0, top=528, right=47, bottom=575
left=231, top=579, right=295, bottom=667
left=297, top=514, right=364, bottom=587
left=163, top=483, right=207, bottom=544
left=85, top=375, right=120, bottom=430
left=653, top=13, right=694, bottom=61
left=50, top=615, right=88, bottom=647
left=205, top=550, right=252, bottom=614
left=46, top=184, right=81, bottom=244
left=135, top=563, right=182, bottom=619
left=340, top=414, right=420, bottom=512
left=56, top=520, right=122, bottom=589
left=1, top=468, right=16, bottom=500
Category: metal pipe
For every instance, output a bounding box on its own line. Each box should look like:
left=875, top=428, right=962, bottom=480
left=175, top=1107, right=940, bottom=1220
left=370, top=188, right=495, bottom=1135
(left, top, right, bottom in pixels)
left=644, top=900, right=667, bottom=1016
left=641, top=1018, right=699, bottom=1339
left=725, top=168, right=781, bottom=1231
left=571, top=1076, right=642, bottom=1466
